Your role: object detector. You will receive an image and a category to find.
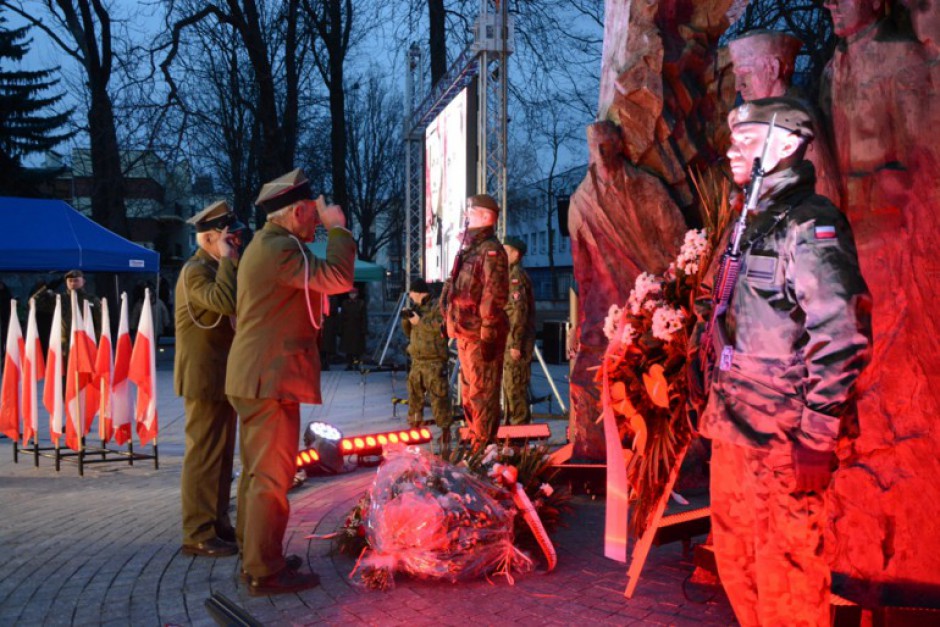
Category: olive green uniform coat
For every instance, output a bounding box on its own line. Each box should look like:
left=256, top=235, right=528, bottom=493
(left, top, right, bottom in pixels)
left=442, top=226, right=508, bottom=444
left=699, top=163, right=872, bottom=627
left=226, top=222, right=355, bottom=579
left=502, top=262, right=536, bottom=424
left=174, top=249, right=238, bottom=545
left=401, top=295, right=450, bottom=428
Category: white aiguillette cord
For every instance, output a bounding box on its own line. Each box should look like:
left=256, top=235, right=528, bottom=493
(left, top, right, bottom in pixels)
left=289, top=234, right=324, bottom=330
left=182, top=260, right=224, bottom=330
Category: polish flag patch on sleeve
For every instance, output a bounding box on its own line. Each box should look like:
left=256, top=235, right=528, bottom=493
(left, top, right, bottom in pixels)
left=814, top=225, right=837, bottom=239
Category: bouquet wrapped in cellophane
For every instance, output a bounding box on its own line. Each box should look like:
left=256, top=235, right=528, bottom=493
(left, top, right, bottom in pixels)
left=353, top=446, right=532, bottom=590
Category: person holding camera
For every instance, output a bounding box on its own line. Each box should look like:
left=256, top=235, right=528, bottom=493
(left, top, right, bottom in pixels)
left=401, top=278, right=451, bottom=447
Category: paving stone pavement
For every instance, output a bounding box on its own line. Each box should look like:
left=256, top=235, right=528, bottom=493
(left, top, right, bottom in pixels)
left=0, top=361, right=736, bottom=626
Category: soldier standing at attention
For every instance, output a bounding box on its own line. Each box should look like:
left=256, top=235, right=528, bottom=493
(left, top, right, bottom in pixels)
left=442, top=194, right=508, bottom=446
left=501, top=236, right=536, bottom=425
left=401, top=278, right=451, bottom=447
left=60, top=269, right=101, bottom=358
left=699, top=97, right=872, bottom=626
left=176, top=201, right=243, bottom=557
left=225, top=169, right=355, bottom=596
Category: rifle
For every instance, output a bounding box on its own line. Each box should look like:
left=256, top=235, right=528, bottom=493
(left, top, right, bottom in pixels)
left=698, top=114, right=778, bottom=383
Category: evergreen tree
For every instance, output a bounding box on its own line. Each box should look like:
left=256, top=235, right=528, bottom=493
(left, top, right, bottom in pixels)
left=0, top=14, right=73, bottom=197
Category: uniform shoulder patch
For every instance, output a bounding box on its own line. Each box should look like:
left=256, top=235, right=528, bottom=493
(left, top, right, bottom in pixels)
left=487, top=250, right=497, bottom=256
left=511, top=278, right=519, bottom=284
left=814, top=225, right=837, bottom=240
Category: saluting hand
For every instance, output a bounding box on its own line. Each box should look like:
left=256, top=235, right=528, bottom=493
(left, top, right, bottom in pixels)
left=217, top=227, right=238, bottom=260
left=316, top=195, right=347, bottom=230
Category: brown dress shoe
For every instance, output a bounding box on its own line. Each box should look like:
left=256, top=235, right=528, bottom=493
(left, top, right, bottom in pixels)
left=247, top=567, right=320, bottom=597
left=182, top=537, right=238, bottom=558
left=241, top=554, right=303, bottom=582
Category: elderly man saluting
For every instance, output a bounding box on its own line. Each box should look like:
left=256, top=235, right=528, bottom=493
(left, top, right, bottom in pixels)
left=226, top=169, right=355, bottom=596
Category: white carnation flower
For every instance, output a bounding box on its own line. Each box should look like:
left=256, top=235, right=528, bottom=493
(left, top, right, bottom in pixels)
left=675, top=229, right=709, bottom=275
left=603, top=304, right=623, bottom=341
left=651, top=306, right=685, bottom=342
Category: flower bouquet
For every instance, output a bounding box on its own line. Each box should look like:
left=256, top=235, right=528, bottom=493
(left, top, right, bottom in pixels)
left=599, top=168, right=732, bottom=537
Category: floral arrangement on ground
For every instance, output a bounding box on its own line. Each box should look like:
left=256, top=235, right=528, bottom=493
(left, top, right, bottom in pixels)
left=334, top=442, right=571, bottom=590
left=598, top=167, right=733, bottom=537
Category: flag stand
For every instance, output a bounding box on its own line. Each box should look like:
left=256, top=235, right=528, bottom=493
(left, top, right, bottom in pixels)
left=10, top=435, right=158, bottom=475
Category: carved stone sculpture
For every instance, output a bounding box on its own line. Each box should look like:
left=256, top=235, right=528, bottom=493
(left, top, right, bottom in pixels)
left=825, top=0, right=940, bottom=606
left=728, top=30, right=843, bottom=205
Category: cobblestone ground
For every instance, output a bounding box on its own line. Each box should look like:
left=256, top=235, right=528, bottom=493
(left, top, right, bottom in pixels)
left=0, top=366, right=736, bottom=626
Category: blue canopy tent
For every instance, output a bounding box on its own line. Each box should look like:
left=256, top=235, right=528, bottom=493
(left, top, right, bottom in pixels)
left=0, top=197, right=159, bottom=272
left=307, top=240, right=385, bottom=282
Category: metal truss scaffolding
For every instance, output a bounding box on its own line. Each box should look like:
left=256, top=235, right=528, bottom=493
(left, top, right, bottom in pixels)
left=403, top=1, right=512, bottom=289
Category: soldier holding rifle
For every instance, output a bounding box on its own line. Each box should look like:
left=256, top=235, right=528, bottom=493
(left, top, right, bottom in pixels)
left=696, top=97, right=872, bottom=626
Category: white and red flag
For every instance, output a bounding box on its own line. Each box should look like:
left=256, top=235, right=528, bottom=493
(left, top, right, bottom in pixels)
left=0, top=299, right=24, bottom=441
left=82, top=299, right=99, bottom=433
left=45, top=295, right=64, bottom=443
left=65, top=290, right=95, bottom=451
left=94, top=297, right=112, bottom=442
left=21, top=298, right=45, bottom=446
left=129, top=288, right=158, bottom=446
left=111, top=293, right=132, bottom=445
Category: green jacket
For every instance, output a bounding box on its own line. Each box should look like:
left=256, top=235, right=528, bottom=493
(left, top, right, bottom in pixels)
left=505, top=262, right=536, bottom=356
left=442, top=226, right=508, bottom=344
left=402, top=295, right=448, bottom=362
left=699, top=162, right=872, bottom=453
left=225, top=222, right=355, bottom=403
left=174, top=248, right=237, bottom=400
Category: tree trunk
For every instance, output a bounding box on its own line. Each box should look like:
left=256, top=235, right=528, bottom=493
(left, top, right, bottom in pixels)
left=428, top=0, right=446, bottom=86
left=328, top=61, right=348, bottom=212
left=87, top=83, right=128, bottom=237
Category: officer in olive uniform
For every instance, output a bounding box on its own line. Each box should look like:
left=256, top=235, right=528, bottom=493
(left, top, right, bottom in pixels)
left=175, top=200, right=243, bottom=558
left=502, top=237, right=536, bottom=425
left=698, top=97, right=872, bottom=627
left=226, top=169, right=355, bottom=596
left=401, top=278, right=451, bottom=439
left=57, top=270, right=101, bottom=359
left=442, top=194, right=509, bottom=446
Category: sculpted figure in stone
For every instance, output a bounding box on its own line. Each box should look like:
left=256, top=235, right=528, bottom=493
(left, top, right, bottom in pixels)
left=567, top=121, right=686, bottom=457
left=728, top=30, right=843, bottom=205
left=824, top=0, right=940, bottom=605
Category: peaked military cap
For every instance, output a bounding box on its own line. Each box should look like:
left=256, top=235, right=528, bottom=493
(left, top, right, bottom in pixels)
left=467, top=193, right=500, bottom=216
left=728, top=96, right=815, bottom=140
left=503, top=236, right=527, bottom=256
left=255, top=168, right=313, bottom=214
left=728, top=30, right=803, bottom=67
left=188, top=200, right=245, bottom=233
left=64, top=269, right=84, bottom=279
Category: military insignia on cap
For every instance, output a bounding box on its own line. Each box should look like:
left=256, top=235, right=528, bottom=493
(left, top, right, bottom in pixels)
left=255, top=168, right=313, bottom=214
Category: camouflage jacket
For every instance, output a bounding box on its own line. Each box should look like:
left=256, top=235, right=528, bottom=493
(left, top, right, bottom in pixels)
left=699, top=162, right=872, bottom=453
left=505, top=262, right=536, bottom=355
left=442, top=226, right=509, bottom=343
left=401, top=295, right=448, bottom=362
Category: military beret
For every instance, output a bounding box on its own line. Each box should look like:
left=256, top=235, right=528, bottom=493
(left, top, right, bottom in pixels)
left=728, top=30, right=803, bottom=66
left=188, top=200, right=245, bottom=233
left=409, top=277, right=429, bottom=293
left=255, top=168, right=313, bottom=214
left=64, top=269, right=84, bottom=279
left=503, top=236, right=527, bottom=255
left=467, top=194, right=500, bottom=216
left=728, top=96, right=815, bottom=140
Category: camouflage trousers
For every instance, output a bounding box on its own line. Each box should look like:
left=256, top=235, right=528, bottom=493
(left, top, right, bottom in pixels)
left=407, top=359, right=452, bottom=428
left=711, top=439, right=830, bottom=627
left=457, top=337, right=506, bottom=445
left=502, top=352, right=532, bottom=425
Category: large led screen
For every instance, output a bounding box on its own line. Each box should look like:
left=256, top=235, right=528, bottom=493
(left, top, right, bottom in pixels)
left=424, top=88, right=471, bottom=282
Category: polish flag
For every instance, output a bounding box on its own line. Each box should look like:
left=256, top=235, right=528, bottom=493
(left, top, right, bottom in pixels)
left=111, top=293, right=132, bottom=445
left=21, top=298, right=45, bottom=446
left=0, top=299, right=24, bottom=441
left=94, top=297, right=112, bottom=442
left=45, top=295, right=64, bottom=444
left=82, top=299, right=99, bottom=434
left=65, top=291, right=95, bottom=451
left=129, top=288, right=158, bottom=446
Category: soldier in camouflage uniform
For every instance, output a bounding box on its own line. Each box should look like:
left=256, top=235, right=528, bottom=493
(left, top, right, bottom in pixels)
left=442, top=194, right=509, bottom=446
left=401, top=278, right=451, bottom=440
left=699, top=98, right=872, bottom=627
left=501, top=237, right=536, bottom=425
